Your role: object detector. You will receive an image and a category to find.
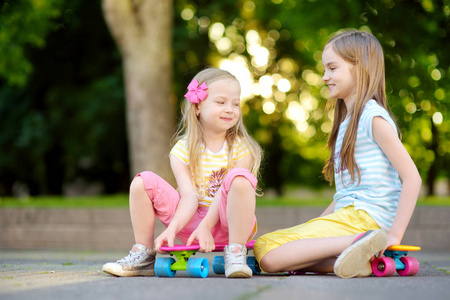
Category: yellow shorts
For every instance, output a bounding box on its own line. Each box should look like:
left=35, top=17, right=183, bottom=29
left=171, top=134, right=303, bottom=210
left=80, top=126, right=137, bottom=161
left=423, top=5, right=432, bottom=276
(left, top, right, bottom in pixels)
left=253, top=205, right=380, bottom=264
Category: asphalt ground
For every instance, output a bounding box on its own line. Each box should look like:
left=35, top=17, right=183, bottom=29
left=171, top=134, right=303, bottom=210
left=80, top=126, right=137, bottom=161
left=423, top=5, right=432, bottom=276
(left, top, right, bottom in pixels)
left=0, top=249, right=449, bottom=300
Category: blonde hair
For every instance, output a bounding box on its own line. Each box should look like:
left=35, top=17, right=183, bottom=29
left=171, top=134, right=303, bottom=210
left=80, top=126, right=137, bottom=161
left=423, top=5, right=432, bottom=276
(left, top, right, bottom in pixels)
left=322, top=29, right=397, bottom=185
left=172, top=67, right=262, bottom=193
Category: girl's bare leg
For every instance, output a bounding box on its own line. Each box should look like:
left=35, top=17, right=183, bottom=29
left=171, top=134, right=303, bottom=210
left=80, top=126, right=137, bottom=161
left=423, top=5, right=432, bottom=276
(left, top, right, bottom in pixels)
left=129, top=176, right=156, bottom=249
left=292, top=257, right=337, bottom=274
left=260, top=235, right=358, bottom=273
left=226, top=176, right=256, bottom=245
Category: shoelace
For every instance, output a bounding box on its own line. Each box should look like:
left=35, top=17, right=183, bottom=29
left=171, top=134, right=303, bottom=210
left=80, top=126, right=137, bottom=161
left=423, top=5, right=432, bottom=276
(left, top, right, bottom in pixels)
left=225, top=250, right=246, bottom=265
left=117, top=251, right=142, bottom=264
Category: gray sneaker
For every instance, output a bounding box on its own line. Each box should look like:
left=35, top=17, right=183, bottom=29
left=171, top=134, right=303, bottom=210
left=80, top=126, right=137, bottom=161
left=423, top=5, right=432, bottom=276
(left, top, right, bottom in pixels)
left=334, top=229, right=387, bottom=278
left=224, top=243, right=252, bottom=278
left=102, top=244, right=156, bottom=276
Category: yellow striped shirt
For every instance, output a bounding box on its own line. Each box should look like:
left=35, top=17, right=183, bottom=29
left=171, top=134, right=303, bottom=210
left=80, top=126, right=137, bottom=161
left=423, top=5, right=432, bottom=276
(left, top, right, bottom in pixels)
left=170, top=137, right=250, bottom=207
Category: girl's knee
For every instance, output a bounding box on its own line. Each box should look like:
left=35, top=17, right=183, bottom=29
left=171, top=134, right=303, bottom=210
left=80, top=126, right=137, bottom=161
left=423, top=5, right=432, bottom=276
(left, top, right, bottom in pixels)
left=259, top=254, right=279, bottom=273
left=130, top=175, right=146, bottom=196
left=229, top=175, right=253, bottom=191
left=128, top=176, right=153, bottom=208
left=222, top=168, right=257, bottom=195
left=130, top=171, right=157, bottom=193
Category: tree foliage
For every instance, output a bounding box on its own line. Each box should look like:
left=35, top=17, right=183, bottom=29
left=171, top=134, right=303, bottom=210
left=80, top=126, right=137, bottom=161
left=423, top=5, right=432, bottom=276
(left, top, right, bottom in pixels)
left=0, top=0, right=448, bottom=196
left=0, top=0, right=63, bottom=85
left=0, top=0, right=128, bottom=195
left=179, top=0, right=450, bottom=195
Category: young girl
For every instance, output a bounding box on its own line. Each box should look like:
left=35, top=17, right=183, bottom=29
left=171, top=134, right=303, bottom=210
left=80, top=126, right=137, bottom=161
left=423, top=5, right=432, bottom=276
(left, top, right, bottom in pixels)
left=253, top=30, right=422, bottom=278
left=103, top=68, right=262, bottom=278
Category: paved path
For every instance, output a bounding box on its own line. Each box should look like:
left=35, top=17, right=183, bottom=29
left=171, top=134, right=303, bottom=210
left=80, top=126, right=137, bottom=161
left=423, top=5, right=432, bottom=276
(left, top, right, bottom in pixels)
left=1, top=249, right=449, bottom=300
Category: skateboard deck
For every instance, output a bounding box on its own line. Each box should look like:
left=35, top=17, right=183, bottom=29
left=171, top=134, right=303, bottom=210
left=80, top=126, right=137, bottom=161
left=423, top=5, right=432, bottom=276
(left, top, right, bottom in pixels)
left=371, top=244, right=421, bottom=277
left=385, top=245, right=421, bottom=252
left=159, top=239, right=255, bottom=253
left=155, top=240, right=260, bottom=278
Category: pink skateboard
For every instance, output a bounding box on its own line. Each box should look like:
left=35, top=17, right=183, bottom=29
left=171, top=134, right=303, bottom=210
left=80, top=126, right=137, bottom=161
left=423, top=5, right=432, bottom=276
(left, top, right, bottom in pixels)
left=288, top=245, right=421, bottom=277
left=371, top=245, right=421, bottom=277
left=155, top=240, right=260, bottom=278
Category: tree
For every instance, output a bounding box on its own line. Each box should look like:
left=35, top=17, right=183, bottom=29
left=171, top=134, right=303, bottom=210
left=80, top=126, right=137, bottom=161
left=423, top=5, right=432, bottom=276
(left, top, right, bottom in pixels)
left=199, top=0, right=450, bottom=195
left=0, top=0, right=63, bottom=86
left=0, top=0, right=130, bottom=195
left=1, top=0, right=448, bottom=196
left=102, top=0, right=175, bottom=182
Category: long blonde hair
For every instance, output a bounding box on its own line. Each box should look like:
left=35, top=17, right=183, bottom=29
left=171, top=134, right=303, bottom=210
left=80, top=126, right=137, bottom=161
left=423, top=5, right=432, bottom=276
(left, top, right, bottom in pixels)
left=172, top=67, right=262, bottom=192
left=322, top=30, right=396, bottom=185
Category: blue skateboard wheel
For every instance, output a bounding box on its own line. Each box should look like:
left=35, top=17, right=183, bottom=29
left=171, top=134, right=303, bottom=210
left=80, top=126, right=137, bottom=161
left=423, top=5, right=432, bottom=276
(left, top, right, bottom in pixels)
left=186, top=257, right=209, bottom=278
left=155, top=257, right=176, bottom=277
left=212, top=256, right=225, bottom=274
left=247, top=256, right=261, bottom=275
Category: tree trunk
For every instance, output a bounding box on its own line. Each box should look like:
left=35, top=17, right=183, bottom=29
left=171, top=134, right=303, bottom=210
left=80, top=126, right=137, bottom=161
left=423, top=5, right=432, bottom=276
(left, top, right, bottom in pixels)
left=102, top=0, right=175, bottom=184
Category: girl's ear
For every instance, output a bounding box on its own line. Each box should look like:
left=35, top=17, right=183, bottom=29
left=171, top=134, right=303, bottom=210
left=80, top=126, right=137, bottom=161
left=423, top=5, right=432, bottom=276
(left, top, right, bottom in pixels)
left=195, top=104, right=200, bottom=116
left=351, top=64, right=357, bottom=76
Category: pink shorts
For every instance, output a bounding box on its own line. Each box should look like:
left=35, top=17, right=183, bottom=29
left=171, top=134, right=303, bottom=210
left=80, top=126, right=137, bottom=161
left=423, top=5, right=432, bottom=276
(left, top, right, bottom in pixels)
left=137, top=167, right=258, bottom=245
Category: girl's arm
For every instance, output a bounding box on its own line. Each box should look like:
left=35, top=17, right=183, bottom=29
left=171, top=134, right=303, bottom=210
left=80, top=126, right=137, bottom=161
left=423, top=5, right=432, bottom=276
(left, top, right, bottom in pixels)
left=372, top=116, right=422, bottom=253
left=234, top=151, right=254, bottom=170
left=187, top=154, right=254, bottom=252
left=154, top=155, right=199, bottom=251
left=319, top=201, right=336, bottom=217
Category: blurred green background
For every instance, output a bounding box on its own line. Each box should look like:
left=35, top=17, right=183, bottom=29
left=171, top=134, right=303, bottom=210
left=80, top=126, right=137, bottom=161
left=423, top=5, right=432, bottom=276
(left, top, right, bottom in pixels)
left=0, top=0, right=448, bottom=201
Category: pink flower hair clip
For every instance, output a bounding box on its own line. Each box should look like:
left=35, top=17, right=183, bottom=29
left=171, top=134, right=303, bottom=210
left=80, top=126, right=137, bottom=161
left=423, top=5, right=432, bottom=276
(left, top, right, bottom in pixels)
left=184, top=79, right=208, bottom=104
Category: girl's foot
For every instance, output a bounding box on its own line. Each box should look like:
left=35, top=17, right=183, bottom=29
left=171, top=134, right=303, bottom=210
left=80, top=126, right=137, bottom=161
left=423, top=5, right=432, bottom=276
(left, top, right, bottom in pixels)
left=224, top=243, right=252, bottom=278
left=102, top=244, right=156, bottom=276
left=334, top=229, right=387, bottom=278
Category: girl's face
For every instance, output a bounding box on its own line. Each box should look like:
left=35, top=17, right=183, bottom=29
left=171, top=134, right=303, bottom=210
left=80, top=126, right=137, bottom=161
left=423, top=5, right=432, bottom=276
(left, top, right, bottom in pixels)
left=195, top=78, right=241, bottom=136
left=322, top=45, right=356, bottom=104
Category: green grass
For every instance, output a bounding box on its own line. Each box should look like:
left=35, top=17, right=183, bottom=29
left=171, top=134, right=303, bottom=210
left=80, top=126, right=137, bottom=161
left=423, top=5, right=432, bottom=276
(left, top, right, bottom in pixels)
left=435, top=267, right=450, bottom=275
left=1, top=194, right=449, bottom=208
left=256, top=196, right=331, bottom=207
left=0, top=194, right=129, bottom=208
left=257, top=195, right=450, bottom=207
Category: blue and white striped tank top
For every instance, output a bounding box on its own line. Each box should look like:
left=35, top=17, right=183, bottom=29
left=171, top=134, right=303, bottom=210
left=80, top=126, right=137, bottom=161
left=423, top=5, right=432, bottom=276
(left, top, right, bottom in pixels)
left=333, top=100, right=402, bottom=230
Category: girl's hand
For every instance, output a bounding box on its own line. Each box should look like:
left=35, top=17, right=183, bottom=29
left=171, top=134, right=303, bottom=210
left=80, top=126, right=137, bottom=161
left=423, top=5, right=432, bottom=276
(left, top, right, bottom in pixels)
left=379, top=231, right=402, bottom=257
left=154, top=228, right=177, bottom=253
left=186, top=226, right=215, bottom=253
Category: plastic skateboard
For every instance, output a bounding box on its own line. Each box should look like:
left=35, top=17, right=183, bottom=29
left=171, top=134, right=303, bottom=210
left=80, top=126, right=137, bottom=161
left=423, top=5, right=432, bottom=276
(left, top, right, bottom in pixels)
left=155, top=240, right=261, bottom=278
left=288, top=245, right=421, bottom=277
left=371, top=245, right=421, bottom=277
